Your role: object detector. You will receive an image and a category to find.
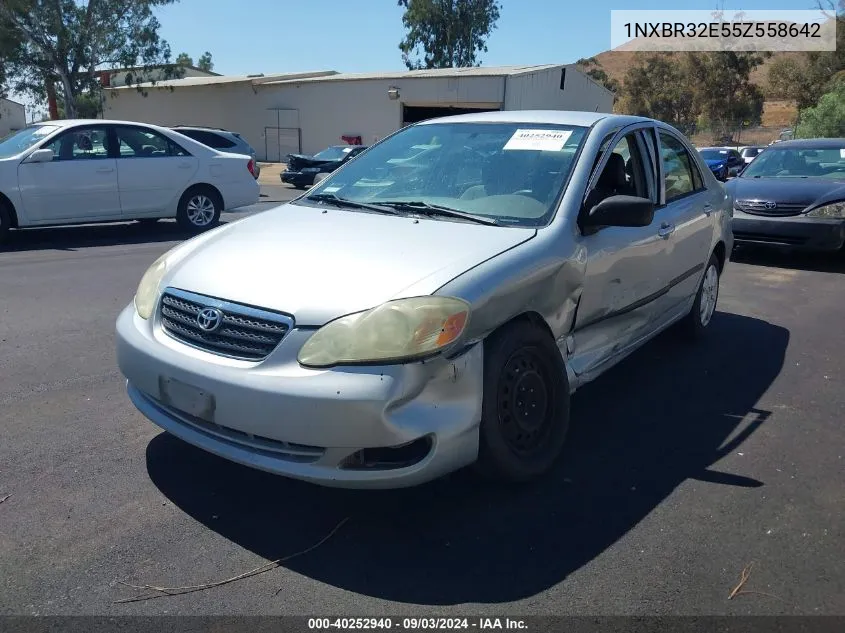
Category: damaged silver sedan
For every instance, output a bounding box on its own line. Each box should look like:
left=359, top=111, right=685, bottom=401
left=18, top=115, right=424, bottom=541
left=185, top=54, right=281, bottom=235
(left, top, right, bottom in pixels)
left=116, top=110, right=733, bottom=488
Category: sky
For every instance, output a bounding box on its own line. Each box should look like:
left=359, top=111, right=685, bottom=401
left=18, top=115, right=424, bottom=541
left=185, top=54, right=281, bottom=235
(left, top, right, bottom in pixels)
left=154, top=0, right=822, bottom=76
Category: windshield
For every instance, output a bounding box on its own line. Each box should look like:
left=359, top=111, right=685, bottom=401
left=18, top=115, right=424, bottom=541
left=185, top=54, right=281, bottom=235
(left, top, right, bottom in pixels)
left=313, top=146, right=355, bottom=161
left=740, top=146, right=845, bottom=179
left=299, top=122, right=589, bottom=227
left=0, top=125, right=60, bottom=159
left=699, top=149, right=728, bottom=161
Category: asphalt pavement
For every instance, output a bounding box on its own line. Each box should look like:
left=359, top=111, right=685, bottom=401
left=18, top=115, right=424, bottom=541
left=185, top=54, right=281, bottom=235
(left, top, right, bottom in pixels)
left=1, top=207, right=844, bottom=615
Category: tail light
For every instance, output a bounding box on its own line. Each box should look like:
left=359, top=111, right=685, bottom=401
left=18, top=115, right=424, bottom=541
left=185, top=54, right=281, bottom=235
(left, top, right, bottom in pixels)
left=247, top=159, right=257, bottom=178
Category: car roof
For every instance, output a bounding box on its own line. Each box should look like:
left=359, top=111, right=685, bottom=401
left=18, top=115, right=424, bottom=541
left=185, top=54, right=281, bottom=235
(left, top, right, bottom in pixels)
left=414, top=109, right=647, bottom=128
left=172, top=125, right=233, bottom=133
left=768, top=138, right=845, bottom=149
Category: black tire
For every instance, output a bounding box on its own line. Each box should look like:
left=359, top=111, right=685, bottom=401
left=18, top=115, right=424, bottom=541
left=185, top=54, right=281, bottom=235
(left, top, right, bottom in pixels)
left=176, top=186, right=222, bottom=233
left=0, top=202, right=11, bottom=245
left=475, top=320, right=571, bottom=483
left=681, top=253, right=721, bottom=340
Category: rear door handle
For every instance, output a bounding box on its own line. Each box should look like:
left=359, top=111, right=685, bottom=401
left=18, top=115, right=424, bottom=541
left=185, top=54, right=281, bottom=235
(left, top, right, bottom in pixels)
left=658, top=222, right=675, bottom=238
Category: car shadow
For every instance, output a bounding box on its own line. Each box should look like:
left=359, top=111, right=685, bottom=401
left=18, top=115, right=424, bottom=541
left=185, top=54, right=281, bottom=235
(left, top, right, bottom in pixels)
left=1, top=218, right=242, bottom=253
left=145, top=311, right=788, bottom=605
left=731, top=244, right=845, bottom=274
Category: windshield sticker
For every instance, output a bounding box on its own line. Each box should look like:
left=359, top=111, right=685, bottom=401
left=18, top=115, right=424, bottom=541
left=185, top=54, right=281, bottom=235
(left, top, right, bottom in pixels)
left=322, top=186, right=341, bottom=193
left=503, top=129, right=572, bottom=151
left=840, top=149, right=845, bottom=159
left=343, top=147, right=353, bottom=153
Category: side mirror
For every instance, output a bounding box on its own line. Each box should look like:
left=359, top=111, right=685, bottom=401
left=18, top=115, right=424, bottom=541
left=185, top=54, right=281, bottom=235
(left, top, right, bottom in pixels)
left=23, top=148, right=55, bottom=164
left=582, top=195, right=655, bottom=230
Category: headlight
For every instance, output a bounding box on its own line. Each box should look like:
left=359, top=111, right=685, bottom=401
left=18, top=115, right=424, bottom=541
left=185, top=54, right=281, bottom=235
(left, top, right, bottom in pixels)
left=134, top=252, right=169, bottom=319
left=297, top=296, right=470, bottom=367
left=806, top=201, right=845, bottom=219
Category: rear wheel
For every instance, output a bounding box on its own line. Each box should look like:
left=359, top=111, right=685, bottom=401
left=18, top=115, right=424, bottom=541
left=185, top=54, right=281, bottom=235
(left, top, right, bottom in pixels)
left=681, top=253, right=720, bottom=339
left=475, top=320, right=570, bottom=482
left=177, top=187, right=221, bottom=232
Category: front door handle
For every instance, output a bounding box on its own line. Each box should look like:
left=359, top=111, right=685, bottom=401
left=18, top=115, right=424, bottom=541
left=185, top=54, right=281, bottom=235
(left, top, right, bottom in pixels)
left=703, top=203, right=713, bottom=216
left=177, top=163, right=192, bottom=169
left=96, top=166, right=114, bottom=173
left=658, top=222, right=675, bottom=239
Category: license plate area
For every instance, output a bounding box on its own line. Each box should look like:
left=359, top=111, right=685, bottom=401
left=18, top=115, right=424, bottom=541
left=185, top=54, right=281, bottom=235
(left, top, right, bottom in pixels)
left=159, top=376, right=216, bottom=422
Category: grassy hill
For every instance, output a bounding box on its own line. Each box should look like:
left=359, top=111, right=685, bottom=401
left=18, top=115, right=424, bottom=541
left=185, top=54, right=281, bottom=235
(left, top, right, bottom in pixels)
left=591, top=49, right=800, bottom=129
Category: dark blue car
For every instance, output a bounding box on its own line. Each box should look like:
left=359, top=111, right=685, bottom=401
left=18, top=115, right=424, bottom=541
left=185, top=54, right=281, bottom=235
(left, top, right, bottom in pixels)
left=698, top=147, right=744, bottom=181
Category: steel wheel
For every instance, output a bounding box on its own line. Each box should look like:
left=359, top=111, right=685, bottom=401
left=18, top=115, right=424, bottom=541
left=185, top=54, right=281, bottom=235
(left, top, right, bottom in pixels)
left=497, top=348, right=554, bottom=456
left=699, top=263, right=719, bottom=327
left=186, top=194, right=216, bottom=227
left=476, top=320, right=571, bottom=482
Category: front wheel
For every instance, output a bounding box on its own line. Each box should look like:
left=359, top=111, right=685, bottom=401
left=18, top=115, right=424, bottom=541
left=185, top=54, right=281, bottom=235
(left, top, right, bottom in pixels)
left=475, top=320, right=571, bottom=483
left=177, top=187, right=221, bottom=233
left=681, top=253, right=720, bottom=339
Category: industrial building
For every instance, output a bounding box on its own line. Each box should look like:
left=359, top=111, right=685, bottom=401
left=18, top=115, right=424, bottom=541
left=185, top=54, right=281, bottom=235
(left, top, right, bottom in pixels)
left=103, top=64, right=613, bottom=162
left=0, top=98, right=26, bottom=138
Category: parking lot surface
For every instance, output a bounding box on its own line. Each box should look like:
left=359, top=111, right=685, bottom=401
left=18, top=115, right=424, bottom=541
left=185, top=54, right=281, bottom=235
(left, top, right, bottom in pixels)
left=1, top=204, right=843, bottom=615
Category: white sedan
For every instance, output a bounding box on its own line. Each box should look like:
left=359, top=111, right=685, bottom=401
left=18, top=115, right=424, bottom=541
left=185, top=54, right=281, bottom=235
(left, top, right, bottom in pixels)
left=0, top=119, right=260, bottom=243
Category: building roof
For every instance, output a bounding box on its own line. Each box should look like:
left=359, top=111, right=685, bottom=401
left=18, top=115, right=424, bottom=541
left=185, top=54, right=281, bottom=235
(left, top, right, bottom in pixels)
left=105, top=70, right=339, bottom=90
left=101, top=64, right=220, bottom=77
left=260, top=64, right=564, bottom=85
left=1, top=96, right=25, bottom=107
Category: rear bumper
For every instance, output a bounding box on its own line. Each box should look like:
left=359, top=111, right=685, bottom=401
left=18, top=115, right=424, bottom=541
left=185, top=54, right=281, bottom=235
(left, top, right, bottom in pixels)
left=732, top=211, right=845, bottom=252
left=222, top=179, right=260, bottom=210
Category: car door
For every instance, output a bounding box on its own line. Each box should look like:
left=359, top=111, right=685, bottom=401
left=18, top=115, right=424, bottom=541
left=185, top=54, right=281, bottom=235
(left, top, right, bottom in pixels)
left=17, top=124, right=121, bottom=223
left=112, top=125, right=198, bottom=218
left=568, top=123, right=669, bottom=378
left=654, top=129, right=717, bottom=311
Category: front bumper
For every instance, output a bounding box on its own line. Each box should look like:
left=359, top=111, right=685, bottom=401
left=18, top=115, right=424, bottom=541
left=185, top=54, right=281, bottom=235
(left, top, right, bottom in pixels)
left=280, top=171, right=317, bottom=187
left=115, top=304, right=483, bottom=488
left=732, top=211, right=845, bottom=251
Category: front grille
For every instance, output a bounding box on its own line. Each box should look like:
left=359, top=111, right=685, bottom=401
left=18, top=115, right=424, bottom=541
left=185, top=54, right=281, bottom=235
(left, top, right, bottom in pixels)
left=733, top=231, right=807, bottom=245
left=735, top=200, right=807, bottom=217
left=142, top=391, right=325, bottom=463
left=159, top=288, right=293, bottom=361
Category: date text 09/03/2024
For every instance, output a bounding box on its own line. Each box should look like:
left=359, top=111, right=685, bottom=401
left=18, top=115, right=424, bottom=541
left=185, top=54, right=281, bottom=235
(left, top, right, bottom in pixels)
left=307, top=618, right=528, bottom=630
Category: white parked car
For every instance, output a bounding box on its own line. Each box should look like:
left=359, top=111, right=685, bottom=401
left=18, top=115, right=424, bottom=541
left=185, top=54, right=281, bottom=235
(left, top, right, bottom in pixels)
left=0, top=119, right=260, bottom=243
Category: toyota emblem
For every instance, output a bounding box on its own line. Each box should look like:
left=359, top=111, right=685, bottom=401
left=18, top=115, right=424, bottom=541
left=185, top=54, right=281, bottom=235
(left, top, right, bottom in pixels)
left=196, top=307, right=223, bottom=332
left=764, top=201, right=778, bottom=210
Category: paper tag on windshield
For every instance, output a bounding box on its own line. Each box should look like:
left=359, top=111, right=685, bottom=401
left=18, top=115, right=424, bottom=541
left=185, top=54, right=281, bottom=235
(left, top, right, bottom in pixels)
left=840, top=149, right=845, bottom=159
left=504, top=129, right=572, bottom=151
left=323, top=186, right=341, bottom=193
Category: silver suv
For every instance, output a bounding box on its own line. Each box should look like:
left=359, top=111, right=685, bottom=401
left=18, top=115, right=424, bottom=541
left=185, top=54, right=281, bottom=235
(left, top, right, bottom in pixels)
left=170, top=126, right=260, bottom=178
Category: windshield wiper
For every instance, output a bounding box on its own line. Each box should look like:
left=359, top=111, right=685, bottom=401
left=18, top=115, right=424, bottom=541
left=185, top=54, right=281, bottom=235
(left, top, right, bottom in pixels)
left=377, top=200, right=500, bottom=226
left=305, top=192, right=399, bottom=215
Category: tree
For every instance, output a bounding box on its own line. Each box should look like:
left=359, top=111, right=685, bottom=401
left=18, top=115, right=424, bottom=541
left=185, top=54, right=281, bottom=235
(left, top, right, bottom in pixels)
left=795, top=79, right=845, bottom=137
left=685, top=51, right=765, bottom=142
left=397, top=0, right=501, bottom=70
left=197, top=51, right=213, bottom=72
left=618, top=54, right=696, bottom=133
left=0, top=0, right=180, bottom=119
left=767, top=1, right=845, bottom=109
left=575, top=56, right=620, bottom=95
left=175, top=52, right=193, bottom=66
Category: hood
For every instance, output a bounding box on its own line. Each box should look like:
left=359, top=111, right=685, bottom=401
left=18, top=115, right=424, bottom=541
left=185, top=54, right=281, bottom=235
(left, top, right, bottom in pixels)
left=704, top=158, right=726, bottom=168
left=726, top=177, right=845, bottom=210
left=164, top=203, right=537, bottom=326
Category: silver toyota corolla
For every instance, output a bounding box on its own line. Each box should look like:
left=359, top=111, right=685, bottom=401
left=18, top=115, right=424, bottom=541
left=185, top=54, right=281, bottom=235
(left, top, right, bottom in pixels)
left=116, top=110, right=733, bottom=489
